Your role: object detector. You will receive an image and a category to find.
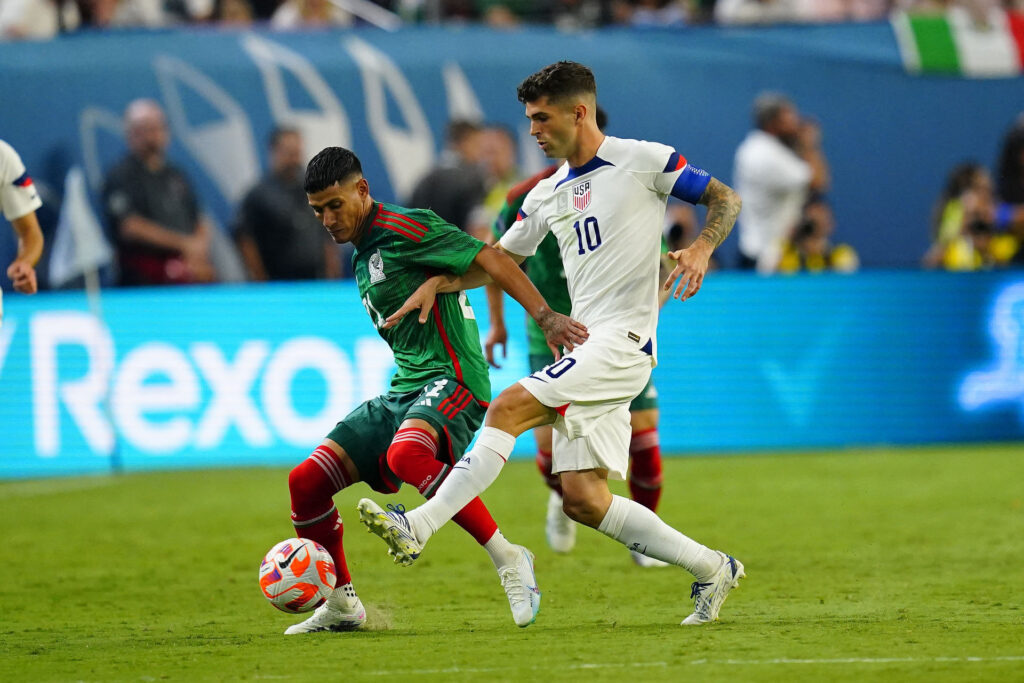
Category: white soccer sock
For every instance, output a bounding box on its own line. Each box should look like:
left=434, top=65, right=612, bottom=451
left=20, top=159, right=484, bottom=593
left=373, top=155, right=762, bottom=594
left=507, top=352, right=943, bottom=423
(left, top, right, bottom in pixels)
left=327, top=581, right=359, bottom=609
left=482, top=529, right=519, bottom=569
left=407, top=427, right=516, bottom=542
left=597, top=495, right=722, bottom=580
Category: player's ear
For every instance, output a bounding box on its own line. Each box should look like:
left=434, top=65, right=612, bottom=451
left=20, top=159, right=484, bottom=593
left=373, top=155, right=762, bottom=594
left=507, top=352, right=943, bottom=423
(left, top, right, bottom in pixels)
left=356, top=177, right=369, bottom=197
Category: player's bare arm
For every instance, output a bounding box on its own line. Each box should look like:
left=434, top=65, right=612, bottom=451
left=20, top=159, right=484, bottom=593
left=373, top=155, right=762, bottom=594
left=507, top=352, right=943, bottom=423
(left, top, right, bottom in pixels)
left=7, top=211, right=43, bottom=294
left=384, top=244, right=588, bottom=353
left=664, top=178, right=741, bottom=302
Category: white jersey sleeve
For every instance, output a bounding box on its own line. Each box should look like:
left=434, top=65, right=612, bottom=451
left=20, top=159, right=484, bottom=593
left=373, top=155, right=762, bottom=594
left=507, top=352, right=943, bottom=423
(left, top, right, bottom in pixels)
left=618, top=139, right=712, bottom=205
left=497, top=186, right=551, bottom=258
left=0, top=139, right=42, bottom=222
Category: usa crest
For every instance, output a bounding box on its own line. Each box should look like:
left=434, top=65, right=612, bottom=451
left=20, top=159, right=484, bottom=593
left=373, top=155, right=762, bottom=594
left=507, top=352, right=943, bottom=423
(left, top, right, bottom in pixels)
left=572, top=180, right=591, bottom=212
left=369, top=250, right=386, bottom=284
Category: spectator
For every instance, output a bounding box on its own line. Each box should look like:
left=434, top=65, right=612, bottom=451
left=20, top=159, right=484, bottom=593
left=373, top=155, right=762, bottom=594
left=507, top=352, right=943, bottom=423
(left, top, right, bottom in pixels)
left=715, top=0, right=799, bottom=24
left=271, top=0, right=353, bottom=28
left=777, top=197, right=859, bottom=273
left=467, top=124, right=519, bottom=240
left=408, top=119, right=487, bottom=233
left=102, top=98, right=217, bottom=286
left=213, top=0, right=255, bottom=24
left=926, top=162, right=1019, bottom=269
left=0, top=139, right=44, bottom=324
left=234, top=127, right=342, bottom=281
left=733, top=92, right=830, bottom=273
left=0, top=0, right=79, bottom=39
left=996, top=114, right=1024, bottom=204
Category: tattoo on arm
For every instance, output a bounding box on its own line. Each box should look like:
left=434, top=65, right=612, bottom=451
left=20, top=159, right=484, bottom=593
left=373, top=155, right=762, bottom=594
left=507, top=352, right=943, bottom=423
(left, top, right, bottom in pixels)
left=696, top=178, right=742, bottom=249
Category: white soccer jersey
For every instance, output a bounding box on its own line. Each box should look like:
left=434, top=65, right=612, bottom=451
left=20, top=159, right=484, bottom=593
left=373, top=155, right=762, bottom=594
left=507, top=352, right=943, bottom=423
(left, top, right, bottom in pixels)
left=0, top=139, right=42, bottom=222
left=500, top=136, right=710, bottom=364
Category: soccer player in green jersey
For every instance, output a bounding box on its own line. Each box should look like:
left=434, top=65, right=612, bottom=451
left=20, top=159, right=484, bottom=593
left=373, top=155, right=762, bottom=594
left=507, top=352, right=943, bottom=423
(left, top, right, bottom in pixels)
left=486, top=164, right=672, bottom=567
left=284, top=147, right=586, bottom=633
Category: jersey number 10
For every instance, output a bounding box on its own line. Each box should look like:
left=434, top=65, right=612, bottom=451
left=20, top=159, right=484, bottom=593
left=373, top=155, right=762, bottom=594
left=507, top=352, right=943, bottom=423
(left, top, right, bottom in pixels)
left=573, top=217, right=602, bottom=255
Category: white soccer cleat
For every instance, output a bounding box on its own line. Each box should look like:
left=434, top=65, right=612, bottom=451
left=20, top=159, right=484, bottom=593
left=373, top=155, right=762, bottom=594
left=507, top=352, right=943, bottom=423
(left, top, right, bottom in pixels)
left=545, top=491, right=576, bottom=553
left=497, top=545, right=542, bottom=628
left=284, top=583, right=366, bottom=634
left=630, top=550, right=670, bottom=568
left=681, top=552, right=745, bottom=625
left=357, top=499, right=423, bottom=566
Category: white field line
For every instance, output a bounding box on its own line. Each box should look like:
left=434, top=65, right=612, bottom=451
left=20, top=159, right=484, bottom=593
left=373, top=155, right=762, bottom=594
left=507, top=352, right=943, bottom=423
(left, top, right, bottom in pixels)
left=362, top=656, right=1024, bottom=676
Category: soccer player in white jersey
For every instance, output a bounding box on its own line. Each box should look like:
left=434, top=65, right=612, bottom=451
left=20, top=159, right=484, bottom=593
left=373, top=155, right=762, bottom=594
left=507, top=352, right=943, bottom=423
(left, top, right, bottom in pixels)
left=0, top=139, right=44, bottom=326
left=359, top=61, right=745, bottom=626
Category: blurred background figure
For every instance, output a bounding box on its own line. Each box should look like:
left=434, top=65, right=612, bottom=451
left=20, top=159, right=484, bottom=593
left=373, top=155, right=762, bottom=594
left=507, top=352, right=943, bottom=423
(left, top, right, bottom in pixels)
left=0, top=139, right=44, bottom=323
left=234, top=127, right=342, bottom=281
left=271, top=0, right=353, bottom=28
left=213, top=0, right=254, bottom=24
left=102, top=98, right=217, bottom=286
left=926, top=161, right=1019, bottom=270
left=777, top=196, right=859, bottom=273
left=408, top=119, right=487, bottom=233
left=733, top=92, right=830, bottom=273
left=467, top=124, right=520, bottom=241
left=0, top=0, right=80, bottom=40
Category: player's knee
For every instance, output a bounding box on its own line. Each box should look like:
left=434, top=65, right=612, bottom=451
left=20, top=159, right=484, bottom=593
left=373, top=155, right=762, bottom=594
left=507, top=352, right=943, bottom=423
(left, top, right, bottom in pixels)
left=288, top=459, right=323, bottom=503
left=560, top=488, right=605, bottom=527
left=386, top=428, right=439, bottom=490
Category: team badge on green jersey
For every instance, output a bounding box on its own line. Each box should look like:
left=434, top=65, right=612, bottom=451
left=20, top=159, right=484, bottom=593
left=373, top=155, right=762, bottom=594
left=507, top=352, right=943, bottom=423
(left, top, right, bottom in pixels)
left=369, top=249, right=386, bottom=284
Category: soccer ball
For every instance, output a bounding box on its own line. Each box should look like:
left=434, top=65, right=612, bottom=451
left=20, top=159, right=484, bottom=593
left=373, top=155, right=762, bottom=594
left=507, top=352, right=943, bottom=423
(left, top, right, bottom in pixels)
left=259, top=538, right=337, bottom=613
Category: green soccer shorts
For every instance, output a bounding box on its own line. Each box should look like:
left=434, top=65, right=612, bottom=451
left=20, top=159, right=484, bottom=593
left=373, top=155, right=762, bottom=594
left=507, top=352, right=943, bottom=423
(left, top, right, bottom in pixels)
left=325, top=375, right=486, bottom=494
left=528, top=353, right=658, bottom=413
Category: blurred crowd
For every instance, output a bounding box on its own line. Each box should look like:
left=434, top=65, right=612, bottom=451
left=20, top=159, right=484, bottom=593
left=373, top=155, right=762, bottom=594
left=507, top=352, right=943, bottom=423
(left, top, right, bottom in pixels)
left=2, top=0, right=1023, bottom=38
left=924, top=117, right=1024, bottom=271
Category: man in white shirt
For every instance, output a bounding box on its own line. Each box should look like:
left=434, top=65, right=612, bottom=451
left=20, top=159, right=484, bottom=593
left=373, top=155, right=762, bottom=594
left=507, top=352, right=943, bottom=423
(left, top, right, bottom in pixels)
left=733, top=92, right=829, bottom=273
left=0, top=139, right=44, bottom=326
left=358, top=61, right=746, bottom=627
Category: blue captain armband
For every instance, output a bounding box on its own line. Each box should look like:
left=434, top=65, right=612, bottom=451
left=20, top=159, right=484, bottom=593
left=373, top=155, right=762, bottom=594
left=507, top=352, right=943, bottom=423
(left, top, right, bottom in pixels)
left=670, top=164, right=712, bottom=204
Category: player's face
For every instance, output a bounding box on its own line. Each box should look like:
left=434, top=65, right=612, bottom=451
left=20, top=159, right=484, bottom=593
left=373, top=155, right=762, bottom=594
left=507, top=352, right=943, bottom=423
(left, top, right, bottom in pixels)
left=525, top=96, right=579, bottom=159
left=308, top=177, right=371, bottom=244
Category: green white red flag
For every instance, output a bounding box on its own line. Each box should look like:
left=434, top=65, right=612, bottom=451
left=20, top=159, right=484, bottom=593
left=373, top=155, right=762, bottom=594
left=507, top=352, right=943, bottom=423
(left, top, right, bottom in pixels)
left=893, top=8, right=1024, bottom=78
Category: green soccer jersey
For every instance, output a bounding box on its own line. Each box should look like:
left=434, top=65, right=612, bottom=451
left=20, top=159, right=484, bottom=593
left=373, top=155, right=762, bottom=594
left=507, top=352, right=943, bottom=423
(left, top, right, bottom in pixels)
left=354, top=202, right=490, bottom=401
left=493, top=167, right=571, bottom=357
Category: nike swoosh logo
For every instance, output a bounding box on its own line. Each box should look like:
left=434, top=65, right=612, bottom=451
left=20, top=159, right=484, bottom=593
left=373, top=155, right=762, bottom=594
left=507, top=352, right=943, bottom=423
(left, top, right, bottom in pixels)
left=279, top=544, right=304, bottom=569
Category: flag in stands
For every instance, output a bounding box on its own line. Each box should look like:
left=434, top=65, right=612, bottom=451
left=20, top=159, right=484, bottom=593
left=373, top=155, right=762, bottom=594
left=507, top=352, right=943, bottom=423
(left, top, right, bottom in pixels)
left=893, top=8, right=1024, bottom=78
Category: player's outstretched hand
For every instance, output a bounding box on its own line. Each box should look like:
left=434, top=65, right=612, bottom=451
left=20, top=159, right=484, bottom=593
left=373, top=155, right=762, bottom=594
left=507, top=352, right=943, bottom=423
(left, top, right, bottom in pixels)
left=384, top=276, right=444, bottom=329
left=538, top=309, right=588, bottom=360
left=485, top=322, right=507, bottom=369
left=7, top=260, right=37, bottom=295
left=664, top=241, right=713, bottom=302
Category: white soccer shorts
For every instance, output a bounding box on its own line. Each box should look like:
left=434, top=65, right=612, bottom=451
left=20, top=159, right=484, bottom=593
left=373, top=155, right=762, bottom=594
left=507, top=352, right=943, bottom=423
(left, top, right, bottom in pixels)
left=518, top=334, right=652, bottom=480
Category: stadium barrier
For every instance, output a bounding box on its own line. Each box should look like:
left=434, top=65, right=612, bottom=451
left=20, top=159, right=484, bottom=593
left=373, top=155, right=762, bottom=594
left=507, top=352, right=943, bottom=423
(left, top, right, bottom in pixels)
left=1, top=24, right=1023, bottom=279
left=1, top=271, right=1021, bottom=478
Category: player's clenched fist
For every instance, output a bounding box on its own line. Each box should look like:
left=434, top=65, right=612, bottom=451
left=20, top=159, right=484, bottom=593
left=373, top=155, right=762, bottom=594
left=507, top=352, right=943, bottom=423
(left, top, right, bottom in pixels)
left=7, top=260, right=37, bottom=295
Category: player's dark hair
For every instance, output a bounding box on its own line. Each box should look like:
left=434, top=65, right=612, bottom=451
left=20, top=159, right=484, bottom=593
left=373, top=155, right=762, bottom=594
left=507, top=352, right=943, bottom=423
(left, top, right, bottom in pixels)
left=268, top=125, right=300, bottom=150
left=517, top=61, right=597, bottom=105
left=304, top=147, right=362, bottom=194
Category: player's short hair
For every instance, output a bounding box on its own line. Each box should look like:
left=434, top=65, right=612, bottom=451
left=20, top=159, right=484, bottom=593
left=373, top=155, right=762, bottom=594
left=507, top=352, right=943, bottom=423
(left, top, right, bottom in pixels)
left=517, top=61, right=597, bottom=106
left=304, top=147, right=362, bottom=194
left=753, top=92, right=794, bottom=130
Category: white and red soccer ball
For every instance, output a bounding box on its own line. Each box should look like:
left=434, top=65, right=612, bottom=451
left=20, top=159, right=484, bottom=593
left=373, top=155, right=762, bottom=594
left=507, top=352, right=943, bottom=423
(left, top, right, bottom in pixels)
left=259, top=538, right=337, bottom=613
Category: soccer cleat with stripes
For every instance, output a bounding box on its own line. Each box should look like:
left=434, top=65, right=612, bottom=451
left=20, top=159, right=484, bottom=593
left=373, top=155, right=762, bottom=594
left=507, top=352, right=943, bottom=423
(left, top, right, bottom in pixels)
left=497, top=545, right=541, bottom=627
left=357, top=499, right=423, bottom=566
left=681, top=552, right=745, bottom=625
left=284, top=583, right=366, bottom=634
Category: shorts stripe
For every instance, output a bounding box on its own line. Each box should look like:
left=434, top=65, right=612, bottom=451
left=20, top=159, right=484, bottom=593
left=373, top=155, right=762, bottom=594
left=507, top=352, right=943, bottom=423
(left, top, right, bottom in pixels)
left=442, top=389, right=473, bottom=418
left=437, top=386, right=468, bottom=416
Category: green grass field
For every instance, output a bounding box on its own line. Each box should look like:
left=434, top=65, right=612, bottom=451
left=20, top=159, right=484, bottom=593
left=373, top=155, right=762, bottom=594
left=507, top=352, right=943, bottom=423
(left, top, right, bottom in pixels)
left=1, top=444, right=1022, bottom=682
